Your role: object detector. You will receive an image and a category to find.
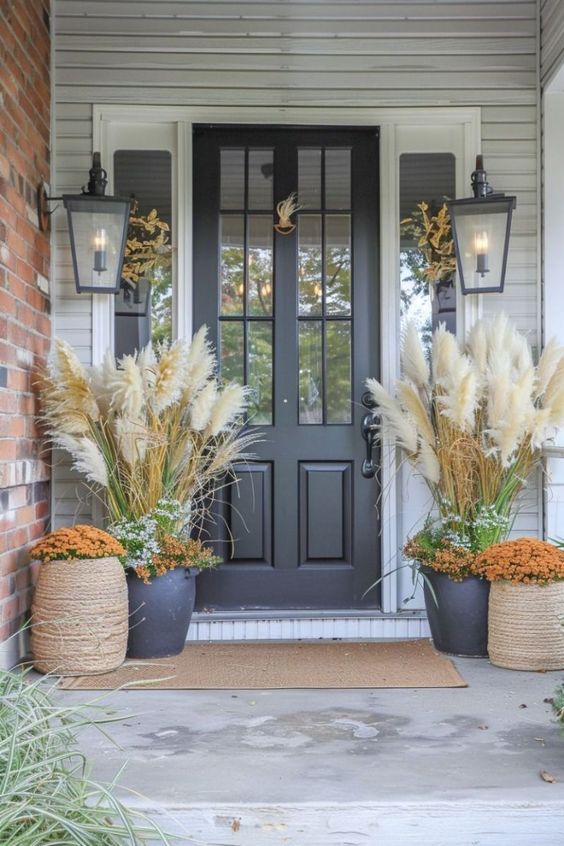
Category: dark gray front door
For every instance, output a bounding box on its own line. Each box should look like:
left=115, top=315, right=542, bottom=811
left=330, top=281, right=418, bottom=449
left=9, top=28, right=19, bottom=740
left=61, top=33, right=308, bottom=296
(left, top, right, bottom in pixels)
left=193, top=126, right=380, bottom=610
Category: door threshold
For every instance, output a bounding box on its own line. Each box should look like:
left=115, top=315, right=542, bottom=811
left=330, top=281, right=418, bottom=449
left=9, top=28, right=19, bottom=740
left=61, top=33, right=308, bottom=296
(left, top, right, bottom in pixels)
left=193, top=609, right=426, bottom=622
left=188, top=609, right=430, bottom=642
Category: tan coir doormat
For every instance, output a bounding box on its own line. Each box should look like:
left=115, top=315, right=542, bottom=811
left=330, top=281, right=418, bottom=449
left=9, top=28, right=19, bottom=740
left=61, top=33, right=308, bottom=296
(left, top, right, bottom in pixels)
left=59, top=639, right=466, bottom=690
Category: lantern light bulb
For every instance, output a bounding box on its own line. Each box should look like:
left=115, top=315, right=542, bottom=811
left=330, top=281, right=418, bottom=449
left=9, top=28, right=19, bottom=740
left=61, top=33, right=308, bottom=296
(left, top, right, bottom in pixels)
left=93, top=227, right=108, bottom=273
left=94, top=228, right=107, bottom=249
left=474, top=231, right=489, bottom=254
left=474, top=230, right=489, bottom=277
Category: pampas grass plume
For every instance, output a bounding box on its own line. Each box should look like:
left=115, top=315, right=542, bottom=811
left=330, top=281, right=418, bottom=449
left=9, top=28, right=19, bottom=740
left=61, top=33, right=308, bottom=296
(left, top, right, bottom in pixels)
left=536, top=339, right=564, bottom=400
left=437, top=357, right=478, bottom=432
left=153, top=341, right=187, bottom=413
left=51, top=339, right=99, bottom=422
left=109, top=354, right=145, bottom=419
left=396, top=381, right=434, bottom=446
left=401, top=322, right=430, bottom=390
left=417, top=440, right=440, bottom=485
left=55, top=434, right=109, bottom=487
left=366, top=378, right=418, bottom=454
left=113, top=416, right=148, bottom=467
left=190, top=380, right=218, bottom=431
left=208, top=383, right=246, bottom=436
left=431, top=324, right=460, bottom=384
left=466, top=321, right=488, bottom=378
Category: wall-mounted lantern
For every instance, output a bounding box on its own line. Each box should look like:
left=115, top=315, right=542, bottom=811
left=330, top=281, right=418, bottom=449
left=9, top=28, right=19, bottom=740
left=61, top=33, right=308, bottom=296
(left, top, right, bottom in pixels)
left=38, top=153, right=130, bottom=294
left=447, top=155, right=516, bottom=295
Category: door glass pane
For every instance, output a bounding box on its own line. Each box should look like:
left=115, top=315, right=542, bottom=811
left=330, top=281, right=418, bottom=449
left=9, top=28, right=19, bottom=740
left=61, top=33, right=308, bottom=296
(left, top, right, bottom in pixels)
left=248, top=149, right=273, bottom=209
left=298, top=148, right=322, bottom=208
left=113, top=149, right=173, bottom=356
left=326, top=320, right=352, bottom=424
left=325, top=214, right=351, bottom=315
left=248, top=215, right=273, bottom=316
left=220, top=321, right=245, bottom=385
left=299, top=321, right=323, bottom=424
left=220, top=149, right=245, bottom=209
left=325, top=149, right=351, bottom=209
left=298, top=215, right=322, bottom=316
left=399, top=152, right=456, bottom=344
left=220, top=215, right=244, bottom=315
left=248, top=321, right=273, bottom=425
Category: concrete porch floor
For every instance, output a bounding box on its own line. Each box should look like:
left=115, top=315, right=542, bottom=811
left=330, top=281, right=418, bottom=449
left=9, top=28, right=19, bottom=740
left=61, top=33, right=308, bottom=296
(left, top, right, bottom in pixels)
left=59, top=652, right=564, bottom=846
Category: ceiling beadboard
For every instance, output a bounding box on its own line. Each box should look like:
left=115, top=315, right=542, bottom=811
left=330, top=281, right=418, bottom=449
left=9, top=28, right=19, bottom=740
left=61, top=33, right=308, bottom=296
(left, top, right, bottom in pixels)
left=541, top=0, right=564, bottom=87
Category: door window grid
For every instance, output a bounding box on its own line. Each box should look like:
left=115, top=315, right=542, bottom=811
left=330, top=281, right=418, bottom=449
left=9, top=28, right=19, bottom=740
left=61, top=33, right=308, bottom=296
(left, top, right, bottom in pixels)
left=298, top=147, right=353, bottom=425
left=219, top=147, right=274, bottom=425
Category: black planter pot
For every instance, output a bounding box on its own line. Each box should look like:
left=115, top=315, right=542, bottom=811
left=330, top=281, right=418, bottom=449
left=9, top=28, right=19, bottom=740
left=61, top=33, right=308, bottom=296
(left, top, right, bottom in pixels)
left=126, top=567, right=199, bottom=659
left=421, top=566, right=490, bottom=657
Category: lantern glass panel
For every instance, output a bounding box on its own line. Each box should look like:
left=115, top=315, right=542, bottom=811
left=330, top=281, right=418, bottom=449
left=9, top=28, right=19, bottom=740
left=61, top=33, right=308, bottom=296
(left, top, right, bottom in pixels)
left=65, top=196, right=130, bottom=293
left=449, top=197, right=513, bottom=294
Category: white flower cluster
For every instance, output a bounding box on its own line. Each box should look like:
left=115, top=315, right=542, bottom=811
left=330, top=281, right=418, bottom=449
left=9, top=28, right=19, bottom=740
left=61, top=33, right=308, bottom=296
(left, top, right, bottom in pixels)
left=442, top=529, right=472, bottom=550
left=152, top=498, right=191, bottom=529
left=110, top=498, right=190, bottom=570
left=110, top=515, right=160, bottom=571
left=473, top=505, right=510, bottom=532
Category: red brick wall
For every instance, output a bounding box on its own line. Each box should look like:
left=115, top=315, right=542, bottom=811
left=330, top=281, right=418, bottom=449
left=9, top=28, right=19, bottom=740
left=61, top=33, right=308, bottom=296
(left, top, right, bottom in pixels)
left=0, top=0, right=51, bottom=648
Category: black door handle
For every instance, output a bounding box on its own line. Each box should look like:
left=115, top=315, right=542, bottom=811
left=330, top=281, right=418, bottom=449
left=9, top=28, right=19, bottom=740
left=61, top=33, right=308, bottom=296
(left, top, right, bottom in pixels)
left=360, top=393, right=379, bottom=479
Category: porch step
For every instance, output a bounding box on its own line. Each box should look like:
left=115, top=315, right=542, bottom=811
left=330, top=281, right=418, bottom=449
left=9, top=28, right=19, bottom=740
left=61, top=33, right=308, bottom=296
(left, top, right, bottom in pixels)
left=140, top=799, right=564, bottom=846
left=188, top=610, right=430, bottom=641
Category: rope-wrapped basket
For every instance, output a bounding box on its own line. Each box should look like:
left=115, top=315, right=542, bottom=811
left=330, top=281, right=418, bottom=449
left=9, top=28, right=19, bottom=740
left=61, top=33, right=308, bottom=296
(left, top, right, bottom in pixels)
left=31, top=557, right=128, bottom=676
left=488, top=581, right=564, bottom=671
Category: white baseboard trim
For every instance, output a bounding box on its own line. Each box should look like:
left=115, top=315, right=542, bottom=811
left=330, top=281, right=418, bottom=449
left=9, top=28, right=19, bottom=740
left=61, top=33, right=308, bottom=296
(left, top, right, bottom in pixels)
left=187, top=613, right=430, bottom=641
left=0, top=630, right=28, bottom=670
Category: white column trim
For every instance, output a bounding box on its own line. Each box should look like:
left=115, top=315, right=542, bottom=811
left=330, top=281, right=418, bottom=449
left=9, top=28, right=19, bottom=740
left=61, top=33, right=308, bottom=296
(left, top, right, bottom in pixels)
left=175, top=119, right=192, bottom=341
left=91, top=107, right=114, bottom=364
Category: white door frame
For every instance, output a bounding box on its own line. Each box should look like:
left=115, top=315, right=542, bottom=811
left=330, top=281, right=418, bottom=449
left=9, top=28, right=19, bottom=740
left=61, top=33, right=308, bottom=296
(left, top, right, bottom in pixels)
left=93, top=104, right=481, bottom=614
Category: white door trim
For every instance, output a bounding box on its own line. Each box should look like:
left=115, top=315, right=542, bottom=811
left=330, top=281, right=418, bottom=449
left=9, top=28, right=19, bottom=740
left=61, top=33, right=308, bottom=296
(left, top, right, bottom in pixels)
left=92, top=104, right=481, bottom=615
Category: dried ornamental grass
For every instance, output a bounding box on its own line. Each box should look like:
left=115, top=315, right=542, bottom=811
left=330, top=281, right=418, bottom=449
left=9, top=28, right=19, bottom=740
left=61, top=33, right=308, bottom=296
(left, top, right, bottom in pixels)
left=38, top=326, right=260, bottom=527
left=475, top=538, right=564, bottom=585
left=366, top=315, right=564, bottom=548
left=30, top=525, right=125, bottom=563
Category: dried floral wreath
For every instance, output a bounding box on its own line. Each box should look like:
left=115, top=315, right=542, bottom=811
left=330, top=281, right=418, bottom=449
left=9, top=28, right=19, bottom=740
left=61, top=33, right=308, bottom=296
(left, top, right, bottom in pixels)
left=400, top=201, right=456, bottom=285
left=121, top=201, right=172, bottom=285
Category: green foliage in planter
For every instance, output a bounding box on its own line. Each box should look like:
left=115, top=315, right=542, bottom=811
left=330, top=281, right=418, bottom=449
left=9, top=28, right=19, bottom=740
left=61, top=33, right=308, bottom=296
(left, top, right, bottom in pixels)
left=0, top=665, right=175, bottom=844
left=554, top=684, right=564, bottom=729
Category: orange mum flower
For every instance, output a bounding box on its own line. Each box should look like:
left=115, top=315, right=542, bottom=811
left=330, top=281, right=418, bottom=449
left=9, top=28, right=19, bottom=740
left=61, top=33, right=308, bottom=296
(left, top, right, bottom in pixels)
left=403, top=534, right=478, bottom=582
left=474, top=538, right=564, bottom=585
left=30, top=525, right=125, bottom=563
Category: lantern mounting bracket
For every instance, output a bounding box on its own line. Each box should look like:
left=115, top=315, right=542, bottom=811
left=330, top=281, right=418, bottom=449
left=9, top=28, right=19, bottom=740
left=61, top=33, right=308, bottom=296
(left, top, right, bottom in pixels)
left=37, top=183, right=62, bottom=233
left=37, top=153, right=109, bottom=233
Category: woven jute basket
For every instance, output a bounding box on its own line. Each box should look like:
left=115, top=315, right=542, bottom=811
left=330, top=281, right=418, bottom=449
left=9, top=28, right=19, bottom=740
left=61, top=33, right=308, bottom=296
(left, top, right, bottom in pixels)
left=488, top=580, right=564, bottom=671
left=31, top=557, right=128, bottom=676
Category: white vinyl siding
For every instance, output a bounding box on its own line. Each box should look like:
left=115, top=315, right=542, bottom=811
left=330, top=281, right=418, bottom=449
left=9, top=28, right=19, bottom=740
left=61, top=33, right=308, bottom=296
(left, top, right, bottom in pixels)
left=52, top=1, right=541, bottom=547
